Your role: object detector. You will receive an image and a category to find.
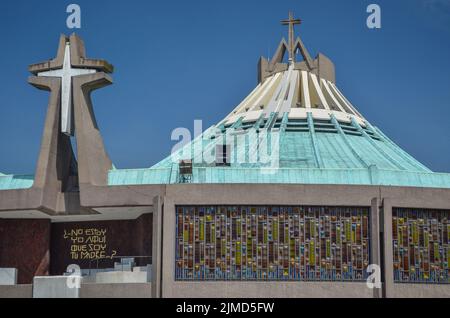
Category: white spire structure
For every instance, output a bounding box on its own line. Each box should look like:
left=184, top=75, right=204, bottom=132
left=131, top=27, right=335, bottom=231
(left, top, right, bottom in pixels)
left=37, top=42, right=97, bottom=136
left=223, top=12, right=365, bottom=126
left=223, top=66, right=365, bottom=126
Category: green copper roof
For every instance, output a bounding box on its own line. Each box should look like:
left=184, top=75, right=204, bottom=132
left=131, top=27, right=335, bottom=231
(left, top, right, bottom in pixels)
left=107, top=116, right=450, bottom=189
left=108, top=166, right=450, bottom=188
left=0, top=174, right=34, bottom=190
left=2, top=117, right=450, bottom=190
left=2, top=117, right=449, bottom=191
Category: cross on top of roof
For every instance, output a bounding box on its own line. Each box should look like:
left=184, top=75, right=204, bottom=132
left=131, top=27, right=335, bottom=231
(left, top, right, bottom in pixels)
left=281, top=12, right=302, bottom=62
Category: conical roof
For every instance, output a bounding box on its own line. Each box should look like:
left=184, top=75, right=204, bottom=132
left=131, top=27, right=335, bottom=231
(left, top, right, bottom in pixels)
left=109, top=14, right=449, bottom=188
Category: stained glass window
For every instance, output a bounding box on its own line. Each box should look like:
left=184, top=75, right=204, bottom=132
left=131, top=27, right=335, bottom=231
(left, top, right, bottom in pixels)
left=393, top=208, right=449, bottom=284
left=175, top=206, right=370, bottom=281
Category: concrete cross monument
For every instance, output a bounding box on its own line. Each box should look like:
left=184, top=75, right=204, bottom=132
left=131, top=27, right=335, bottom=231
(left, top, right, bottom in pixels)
left=27, top=34, right=115, bottom=205
left=37, top=42, right=97, bottom=136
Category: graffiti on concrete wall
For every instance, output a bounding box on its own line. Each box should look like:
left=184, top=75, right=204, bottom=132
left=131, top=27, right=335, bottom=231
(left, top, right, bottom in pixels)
left=63, top=228, right=117, bottom=261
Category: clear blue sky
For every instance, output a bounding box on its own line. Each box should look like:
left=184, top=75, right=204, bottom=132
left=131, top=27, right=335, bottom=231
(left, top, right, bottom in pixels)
left=0, top=0, right=449, bottom=174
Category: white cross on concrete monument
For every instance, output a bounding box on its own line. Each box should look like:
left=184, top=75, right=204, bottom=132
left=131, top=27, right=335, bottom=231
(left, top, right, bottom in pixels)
left=38, top=42, right=97, bottom=136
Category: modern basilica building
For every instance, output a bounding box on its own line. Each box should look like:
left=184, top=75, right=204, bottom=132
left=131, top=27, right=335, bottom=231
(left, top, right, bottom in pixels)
left=0, top=13, right=449, bottom=298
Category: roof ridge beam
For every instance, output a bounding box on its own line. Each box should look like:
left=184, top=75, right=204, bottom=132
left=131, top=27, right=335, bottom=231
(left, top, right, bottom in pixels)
left=230, top=117, right=244, bottom=130
left=351, top=118, right=405, bottom=171
left=367, top=122, right=432, bottom=173
left=265, top=112, right=279, bottom=130
left=253, top=114, right=266, bottom=131
left=278, top=112, right=290, bottom=136
left=307, top=112, right=324, bottom=168
left=330, top=114, right=369, bottom=168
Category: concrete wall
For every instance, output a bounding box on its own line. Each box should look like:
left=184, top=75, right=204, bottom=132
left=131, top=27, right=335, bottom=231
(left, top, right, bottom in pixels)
left=50, top=214, right=152, bottom=275
left=1, top=184, right=450, bottom=298
left=0, top=285, right=32, bottom=298
left=80, top=283, right=151, bottom=298
left=164, top=282, right=373, bottom=298
left=156, top=184, right=450, bottom=298
left=0, top=283, right=152, bottom=298
left=390, top=284, right=450, bottom=298
left=0, top=219, right=50, bottom=284
left=381, top=194, right=450, bottom=298
left=4, top=281, right=446, bottom=299
left=0, top=215, right=151, bottom=284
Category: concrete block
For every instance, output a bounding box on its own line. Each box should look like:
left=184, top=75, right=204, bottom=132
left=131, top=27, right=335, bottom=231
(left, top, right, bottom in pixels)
left=114, top=263, right=133, bottom=272
left=114, top=258, right=136, bottom=272
left=0, top=268, right=17, bottom=286
left=33, top=276, right=81, bottom=298
left=95, top=267, right=149, bottom=284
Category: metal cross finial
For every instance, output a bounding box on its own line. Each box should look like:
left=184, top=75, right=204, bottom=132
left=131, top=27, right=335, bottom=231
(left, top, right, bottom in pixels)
left=37, top=41, right=97, bottom=136
left=281, top=12, right=302, bottom=62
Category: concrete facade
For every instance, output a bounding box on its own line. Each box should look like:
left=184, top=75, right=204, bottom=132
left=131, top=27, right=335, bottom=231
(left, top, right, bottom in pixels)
left=1, top=184, right=449, bottom=298
left=156, top=184, right=450, bottom=298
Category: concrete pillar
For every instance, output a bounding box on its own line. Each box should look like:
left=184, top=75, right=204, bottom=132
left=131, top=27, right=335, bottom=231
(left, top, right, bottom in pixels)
left=381, top=199, right=394, bottom=298
left=161, top=198, right=175, bottom=298
left=370, top=197, right=382, bottom=298
left=151, top=196, right=163, bottom=298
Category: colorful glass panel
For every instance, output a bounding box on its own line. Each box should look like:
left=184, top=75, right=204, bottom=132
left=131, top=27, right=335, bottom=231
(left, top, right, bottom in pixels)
left=393, top=208, right=449, bottom=284
left=175, top=206, right=370, bottom=281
